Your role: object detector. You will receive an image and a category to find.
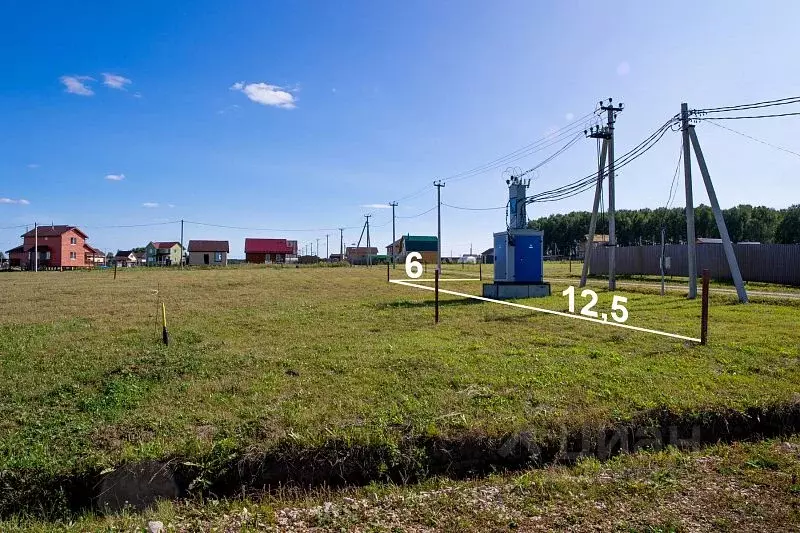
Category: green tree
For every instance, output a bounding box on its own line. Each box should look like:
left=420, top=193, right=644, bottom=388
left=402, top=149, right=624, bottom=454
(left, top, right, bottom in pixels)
left=775, top=205, right=800, bottom=244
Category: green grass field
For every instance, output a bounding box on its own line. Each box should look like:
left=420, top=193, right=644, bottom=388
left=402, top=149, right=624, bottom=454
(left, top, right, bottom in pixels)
left=1, top=263, right=798, bottom=522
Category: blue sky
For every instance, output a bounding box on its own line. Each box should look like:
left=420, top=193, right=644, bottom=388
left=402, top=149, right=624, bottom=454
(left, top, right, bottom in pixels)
left=1, top=0, right=799, bottom=257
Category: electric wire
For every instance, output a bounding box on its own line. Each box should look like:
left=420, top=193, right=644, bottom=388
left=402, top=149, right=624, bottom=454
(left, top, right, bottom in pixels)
left=704, top=120, right=800, bottom=159
left=442, top=202, right=506, bottom=211
left=525, top=116, right=677, bottom=204
left=80, top=221, right=181, bottom=229
left=0, top=224, right=31, bottom=230
left=693, top=96, right=800, bottom=114
left=509, top=133, right=583, bottom=179
left=184, top=220, right=361, bottom=232
left=439, top=110, right=599, bottom=184
left=659, top=140, right=683, bottom=230
left=695, top=111, right=800, bottom=120
left=396, top=206, right=437, bottom=218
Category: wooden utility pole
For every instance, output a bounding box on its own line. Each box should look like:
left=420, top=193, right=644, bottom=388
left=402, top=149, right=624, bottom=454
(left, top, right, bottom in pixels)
left=701, top=269, right=710, bottom=344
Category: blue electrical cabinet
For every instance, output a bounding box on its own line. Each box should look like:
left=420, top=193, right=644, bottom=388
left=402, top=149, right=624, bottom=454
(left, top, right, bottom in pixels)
left=513, top=233, right=543, bottom=283
left=493, top=232, right=507, bottom=281
left=493, top=229, right=544, bottom=284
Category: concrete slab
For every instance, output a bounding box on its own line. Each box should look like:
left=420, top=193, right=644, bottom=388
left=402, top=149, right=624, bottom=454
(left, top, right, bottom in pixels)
left=482, top=282, right=551, bottom=299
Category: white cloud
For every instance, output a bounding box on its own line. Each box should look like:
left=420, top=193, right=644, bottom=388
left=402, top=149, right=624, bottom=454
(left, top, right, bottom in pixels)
left=0, top=198, right=29, bottom=205
left=616, top=61, right=630, bottom=76
left=230, top=81, right=296, bottom=109
left=27, top=163, right=39, bottom=169
left=142, top=202, right=159, bottom=208
left=102, top=73, right=132, bottom=90
left=105, top=173, right=125, bottom=181
left=360, top=203, right=392, bottom=209
left=60, top=75, right=95, bottom=96
left=133, top=92, right=142, bottom=98
left=565, top=112, right=575, bottom=121
left=168, top=204, right=176, bottom=208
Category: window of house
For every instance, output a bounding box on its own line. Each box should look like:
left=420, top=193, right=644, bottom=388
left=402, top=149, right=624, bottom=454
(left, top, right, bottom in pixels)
left=69, top=251, right=76, bottom=260
left=70, top=237, right=77, bottom=245
left=215, top=252, right=223, bottom=262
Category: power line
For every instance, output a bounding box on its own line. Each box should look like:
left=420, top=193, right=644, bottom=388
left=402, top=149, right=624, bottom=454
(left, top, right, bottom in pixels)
left=394, top=183, right=433, bottom=203
left=80, top=220, right=181, bottom=229
left=694, top=96, right=800, bottom=114
left=442, top=202, right=506, bottom=211
left=441, top=127, right=589, bottom=184
left=696, top=111, right=800, bottom=120
left=439, top=110, right=599, bottom=184
left=704, top=120, right=800, bottom=159
left=396, top=206, right=437, bottom=218
left=663, top=140, right=683, bottom=214
left=0, top=224, right=31, bottom=230
left=526, top=117, right=677, bottom=204
left=510, top=133, right=583, bottom=179
left=184, top=220, right=361, bottom=232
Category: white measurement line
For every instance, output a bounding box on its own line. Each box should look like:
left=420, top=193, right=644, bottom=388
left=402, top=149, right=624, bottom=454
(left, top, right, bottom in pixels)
left=390, top=279, right=701, bottom=343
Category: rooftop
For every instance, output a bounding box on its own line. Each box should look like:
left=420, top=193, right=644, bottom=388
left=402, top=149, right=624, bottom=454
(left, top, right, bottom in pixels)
left=188, top=240, right=230, bottom=253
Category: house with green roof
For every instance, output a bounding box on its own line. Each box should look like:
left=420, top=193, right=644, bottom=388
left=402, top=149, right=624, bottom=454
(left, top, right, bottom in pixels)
left=386, top=234, right=438, bottom=263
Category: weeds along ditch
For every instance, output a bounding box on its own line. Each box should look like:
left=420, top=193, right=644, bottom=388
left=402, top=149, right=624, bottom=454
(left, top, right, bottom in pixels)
left=0, top=264, right=798, bottom=518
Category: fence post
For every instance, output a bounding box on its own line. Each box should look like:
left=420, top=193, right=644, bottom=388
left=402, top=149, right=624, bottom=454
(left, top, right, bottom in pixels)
left=386, top=261, right=390, bottom=282
left=479, top=259, right=482, bottom=280
left=435, top=268, right=440, bottom=324
left=701, top=269, right=710, bottom=345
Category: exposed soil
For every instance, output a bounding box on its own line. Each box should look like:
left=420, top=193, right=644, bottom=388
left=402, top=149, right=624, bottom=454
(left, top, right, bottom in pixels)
left=3, top=403, right=799, bottom=520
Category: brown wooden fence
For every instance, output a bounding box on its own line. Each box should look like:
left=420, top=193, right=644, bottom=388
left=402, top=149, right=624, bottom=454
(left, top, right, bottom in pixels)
left=589, top=243, right=800, bottom=286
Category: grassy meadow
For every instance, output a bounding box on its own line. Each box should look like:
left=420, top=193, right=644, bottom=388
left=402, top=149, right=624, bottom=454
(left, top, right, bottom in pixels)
left=0, top=262, right=799, bottom=519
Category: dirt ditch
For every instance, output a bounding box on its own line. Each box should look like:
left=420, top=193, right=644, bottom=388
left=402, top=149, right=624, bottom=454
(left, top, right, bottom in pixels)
left=2, top=403, right=799, bottom=519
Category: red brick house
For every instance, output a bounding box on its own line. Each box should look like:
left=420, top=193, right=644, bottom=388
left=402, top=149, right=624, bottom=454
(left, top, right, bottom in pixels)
left=245, top=238, right=296, bottom=263
left=6, top=245, right=24, bottom=268
left=9, top=225, right=94, bottom=270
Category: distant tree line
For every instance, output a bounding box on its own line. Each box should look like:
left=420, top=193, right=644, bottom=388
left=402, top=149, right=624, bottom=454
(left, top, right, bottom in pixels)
left=528, top=204, right=800, bottom=255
